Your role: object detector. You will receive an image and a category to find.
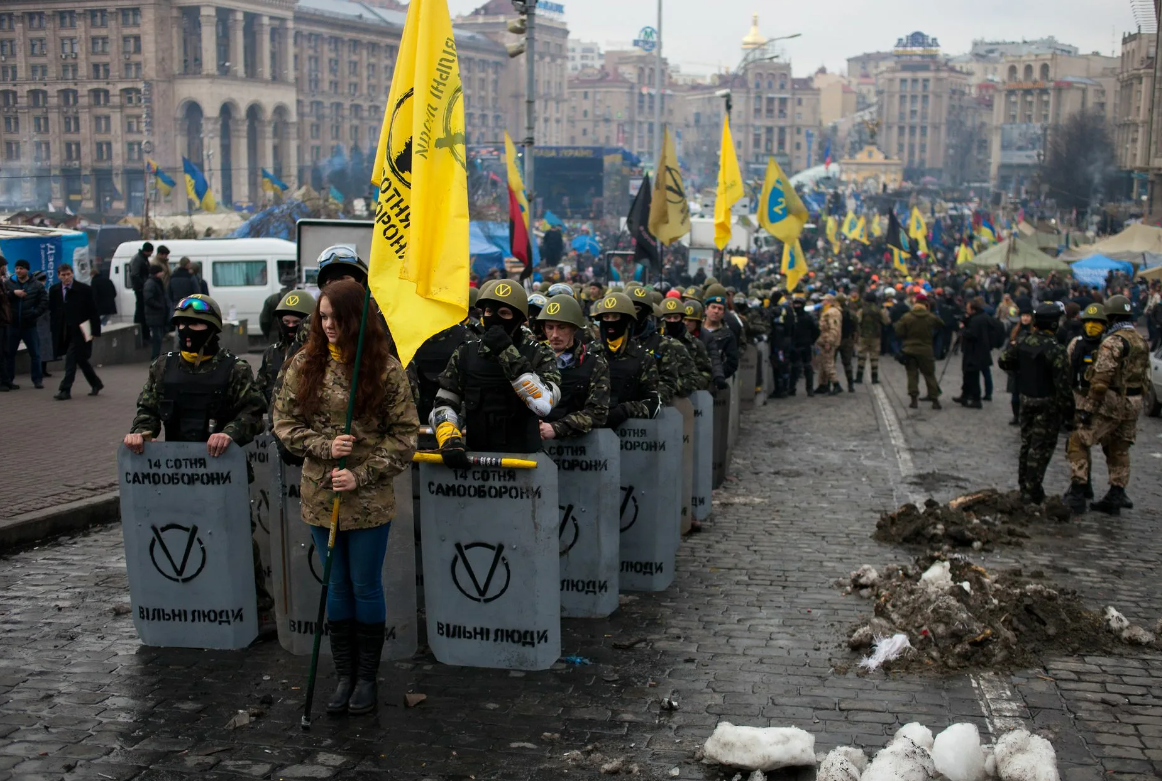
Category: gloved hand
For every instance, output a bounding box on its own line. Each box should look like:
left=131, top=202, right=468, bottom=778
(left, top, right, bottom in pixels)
left=1077, top=410, right=1092, bottom=427
left=440, top=435, right=472, bottom=470
left=606, top=404, right=629, bottom=430
left=482, top=325, right=513, bottom=354
left=715, top=376, right=729, bottom=390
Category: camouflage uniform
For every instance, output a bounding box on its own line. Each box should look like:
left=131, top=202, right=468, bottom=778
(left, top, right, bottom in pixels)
left=856, top=300, right=889, bottom=382
left=675, top=330, right=712, bottom=391
left=998, top=329, right=1072, bottom=500
left=743, top=307, right=769, bottom=341
left=816, top=304, right=843, bottom=387
left=271, top=350, right=418, bottom=531
left=638, top=329, right=698, bottom=404
left=439, top=334, right=561, bottom=410
left=544, top=339, right=610, bottom=438
left=130, top=350, right=265, bottom=445
left=1066, top=323, right=1149, bottom=489
left=606, top=341, right=661, bottom=421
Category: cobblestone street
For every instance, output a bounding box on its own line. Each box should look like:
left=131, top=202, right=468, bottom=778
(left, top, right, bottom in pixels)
left=2, top=357, right=1162, bottom=781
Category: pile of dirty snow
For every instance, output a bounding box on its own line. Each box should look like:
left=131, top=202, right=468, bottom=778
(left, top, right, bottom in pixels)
left=842, top=555, right=1136, bottom=672
left=874, top=489, right=1070, bottom=550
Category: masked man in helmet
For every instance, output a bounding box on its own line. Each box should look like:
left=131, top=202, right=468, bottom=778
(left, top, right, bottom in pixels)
left=432, top=281, right=560, bottom=463
left=593, top=292, right=660, bottom=429
left=256, top=289, right=315, bottom=407
left=1061, top=303, right=1107, bottom=509
left=1065, top=295, right=1150, bottom=515
left=538, top=294, right=610, bottom=440
left=624, top=283, right=697, bottom=404
left=998, top=303, right=1072, bottom=504
left=661, top=298, right=711, bottom=391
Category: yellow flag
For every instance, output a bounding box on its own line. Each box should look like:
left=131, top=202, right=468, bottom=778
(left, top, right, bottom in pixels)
left=714, top=117, right=744, bottom=251
left=370, top=0, right=468, bottom=367
left=782, top=238, right=806, bottom=292
left=841, top=211, right=857, bottom=238
left=871, top=215, right=883, bottom=238
left=826, top=215, right=840, bottom=254
left=908, top=207, right=929, bottom=256
left=890, top=246, right=910, bottom=275
left=854, top=216, right=869, bottom=246
left=757, top=157, right=807, bottom=244
left=504, top=132, right=529, bottom=231
left=648, top=127, right=691, bottom=245
left=956, top=243, right=975, bottom=265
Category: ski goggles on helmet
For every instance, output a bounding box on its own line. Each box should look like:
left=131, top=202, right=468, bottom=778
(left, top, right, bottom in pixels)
left=175, top=296, right=213, bottom=313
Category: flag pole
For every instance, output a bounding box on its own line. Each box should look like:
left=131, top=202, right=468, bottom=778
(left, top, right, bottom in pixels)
left=302, top=283, right=373, bottom=730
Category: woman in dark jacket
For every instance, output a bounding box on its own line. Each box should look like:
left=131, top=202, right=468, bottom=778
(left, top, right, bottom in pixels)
left=90, top=270, right=118, bottom=325
left=954, top=297, right=992, bottom=408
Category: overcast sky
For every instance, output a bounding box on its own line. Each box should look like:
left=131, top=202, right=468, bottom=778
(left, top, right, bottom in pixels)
left=447, top=0, right=1143, bottom=76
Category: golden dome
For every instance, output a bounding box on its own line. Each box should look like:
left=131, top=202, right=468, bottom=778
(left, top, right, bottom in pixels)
left=741, top=13, right=767, bottom=50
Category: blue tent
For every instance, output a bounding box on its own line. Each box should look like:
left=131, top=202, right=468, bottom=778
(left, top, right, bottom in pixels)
left=570, top=235, right=601, bottom=255
left=470, top=221, right=541, bottom=280
left=1071, top=254, right=1135, bottom=288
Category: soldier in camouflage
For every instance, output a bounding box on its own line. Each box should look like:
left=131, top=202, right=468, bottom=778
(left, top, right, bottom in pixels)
left=815, top=293, right=843, bottom=395
left=594, top=292, right=661, bottom=428
left=271, top=279, right=418, bottom=717
left=256, top=289, right=315, bottom=407
left=624, top=283, right=697, bottom=404
left=855, top=291, right=889, bottom=384
left=538, top=294, right=610, bottom=439
left=837, top=292, right=859, bottom=392
left=1060, top=303, right=1106, bottom=504
left=998, top=303, right=1072, bottom=504
left=662, top=298, right=712, bottom=391
left=1064, top=295, right=1151, bottom=515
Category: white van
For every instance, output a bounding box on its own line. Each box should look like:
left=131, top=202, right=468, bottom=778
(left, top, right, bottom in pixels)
left=109, top=238, right=299, bottom=335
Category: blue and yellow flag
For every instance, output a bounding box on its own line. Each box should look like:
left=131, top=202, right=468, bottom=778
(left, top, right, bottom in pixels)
left=956, top=242, right=975, bottom=265
left=890, top=245, right=911, bottom=275
left=841, top=211, right=858, bottom=238
left=757, top=157, right=807, bottom=244
left=782, top=238, right=806, bottom=292
left=369, top=0, right=469, bottom=368
left=714, top=116, right=744, bottom=251
left=261, top=168, right=289, bottom=193
left=908, top=206, right=929, bottom=256
left=182, top=157, right=216, bottom=211
left=871, top=215, right=883, bottom=238
left=147, top=159, right=175, bottom=197
left=854, top=215, right=869, bottom=246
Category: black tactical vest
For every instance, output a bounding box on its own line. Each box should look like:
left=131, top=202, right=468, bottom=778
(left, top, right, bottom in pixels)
left=414, top=324, right=468, bottom=423
left=1016, top=337, right=1054, bottom=399
left=607, top=343, right=646, bottom=408
left=1070, top=337, right=1101, bottom=393
left=459, top=339, right=541, bottom=453
left=160, top=352, right=236, bottom=442
left=545, top=345, right=597, bottom=423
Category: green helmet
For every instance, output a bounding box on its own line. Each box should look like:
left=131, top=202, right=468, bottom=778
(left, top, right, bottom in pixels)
left=682, top=286, right=703, bottom=303
left=275, top=289, right=315, bottom=318
left=704, top=276, right=719, bottom=287
left=468, top=286, right=480, bottom=309
left=539, top=294, right=588, bottom=329
left=704, top=283, right=728, bottom=306
left=172, top=294, right=223, bottom=330
left=592, top=291, right=637, bottom=318
left=1105, top=294, right=1133, bottom=318
left=683, top=300, right=705, bottom=321
left=659, top=297, right=685, bottom=317
left=478, top=279, right=529, bottom=318
left=649, top=289, right=663, bottom=306
left=625, top=284, right=653, bottom=311
left=1080, top=302, right=1107, bottom=323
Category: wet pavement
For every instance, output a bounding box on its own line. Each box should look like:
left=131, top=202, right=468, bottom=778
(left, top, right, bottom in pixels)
left=2, top=356, right=1162, bottom=781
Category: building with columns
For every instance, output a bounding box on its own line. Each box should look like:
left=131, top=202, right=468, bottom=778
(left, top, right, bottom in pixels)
left=1115, top=31, right=1156, bottom=198
left=0, top=0, right=509, bottom=216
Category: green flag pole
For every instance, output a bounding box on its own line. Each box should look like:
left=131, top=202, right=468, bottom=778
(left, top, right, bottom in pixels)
left=302, top=283, right=373, bottom=730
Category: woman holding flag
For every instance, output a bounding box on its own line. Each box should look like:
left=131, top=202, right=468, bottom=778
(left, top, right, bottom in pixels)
left=272, top=279, right=418, bottom=716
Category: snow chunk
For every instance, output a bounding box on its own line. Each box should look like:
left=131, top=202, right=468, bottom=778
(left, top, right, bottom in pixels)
left=994, top=730, right=1058, bottom=781
left=858, top=633, right=912, bottom=672
left=862, top=736, right=936, bottom=781
left=1121, top=624, right=1156, bottom=645
left=701, top=722, right=816, bottom=771
left=894, top=723, right=934, bottom=751
left=920, top=561, right=953, bottom=591
left=1103, top=606, right=1129, bottom=633
left=932, top=723, right=986, bottom=781
left=817, top=746, right=868, bottom=781
left=851, top=565, right=880, bottom=587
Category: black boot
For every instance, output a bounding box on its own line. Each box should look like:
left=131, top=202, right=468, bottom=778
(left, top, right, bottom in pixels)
left=1090, top=487, right=1126, bottom=516
left=855, top=369, right=864, bottom=384
left=348, top=622, right=385, bottom=715
left=871, top=371, right=880, bottom=384
left=325, top=619, right=356, bottom=715
left=1063, top=483, right=1088, bottom=515
left=829, top=383, right=842, bottom=396
left=844, top=368, right=855, bottom=392
left=931, top=398, right=942, bottom=410
left=965, top=398, right=982, bottom=409
left=909, top=394, right=918, bottom=409
left=815, top=384, right=829, bottom=395
left=1082, top=480, right=1094, bottom=499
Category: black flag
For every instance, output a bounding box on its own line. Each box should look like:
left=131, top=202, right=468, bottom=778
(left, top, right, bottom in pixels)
left=885, top=209, right=907, bottom=251
left=627, top=174, right=660, bottom=269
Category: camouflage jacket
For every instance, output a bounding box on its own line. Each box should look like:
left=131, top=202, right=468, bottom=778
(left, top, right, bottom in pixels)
left=999, top=329, right=1073, bottom=415
left=675, top=330, right=712, bottom=391
left=547, top=338, right=610, bottom=439
left=256, top=339, right=294, bottom=408
left=1085, top=323, right=1150, bottom=420
left=437, top=332, right=561, bottom=409
left=271, top=350, right=418, bottom=531
left=743, top=309, right=770, bottom=341
left=130, top=349, right=265, bottom=447
left=606, top=339, right=661, bottom=419
left=639, top=329, right=697, bottom=403
left=817, top=305, right=843, bottom=346
left=859, top=301, right=889, bottom=338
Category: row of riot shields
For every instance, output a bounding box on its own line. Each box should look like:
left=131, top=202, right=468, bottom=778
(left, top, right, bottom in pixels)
left=117, top=384, right=744, bottom=670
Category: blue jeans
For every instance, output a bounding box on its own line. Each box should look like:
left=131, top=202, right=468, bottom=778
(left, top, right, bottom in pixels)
left=4, top=325, right=42, bottom=385
left=983, top=367, right=993, bottom=399
left=309, top=523, right=391, bottom=623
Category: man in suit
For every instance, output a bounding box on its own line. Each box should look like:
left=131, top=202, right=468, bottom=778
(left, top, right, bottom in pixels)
left=48, top=263, right=103, bottom=400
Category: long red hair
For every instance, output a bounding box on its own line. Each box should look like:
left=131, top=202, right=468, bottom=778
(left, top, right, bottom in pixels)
left=294, top=280, right=390, bottom=421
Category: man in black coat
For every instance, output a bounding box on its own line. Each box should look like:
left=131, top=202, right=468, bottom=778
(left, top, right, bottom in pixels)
left=128, top=241, right=154, bottom=340
left=3, top=258, right=49, bottom=389
left=167, top=257, right=203, bottom=307
left=48, top=263, right=103, bottom=399
left=953, top=297, right=992, bottom=409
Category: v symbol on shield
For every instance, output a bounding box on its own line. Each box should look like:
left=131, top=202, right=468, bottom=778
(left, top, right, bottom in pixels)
left=455, top=542, right=505, bottom=599
left=152, top=524, right=200, bottom=578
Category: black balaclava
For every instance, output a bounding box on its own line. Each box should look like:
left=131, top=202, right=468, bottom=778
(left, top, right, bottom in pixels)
left=602, top=314, right=631, bottom=343
left=177, top=324, right=218, bottom=355
left=278, top=319, right=301, bottom=343
left=482, top=304, right=524, bottom=336
left=664, top=319, right=686, bottom=339
left=632, top=306, right=655, bottom=338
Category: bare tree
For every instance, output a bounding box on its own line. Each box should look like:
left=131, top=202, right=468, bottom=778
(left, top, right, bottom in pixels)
left=1042, top=110, right=1116, bottom=211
